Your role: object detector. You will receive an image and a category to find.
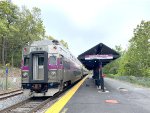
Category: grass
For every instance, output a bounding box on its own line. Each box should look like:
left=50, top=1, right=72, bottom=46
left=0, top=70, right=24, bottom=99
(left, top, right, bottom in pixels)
left=106, top=74, right=150, bottom=87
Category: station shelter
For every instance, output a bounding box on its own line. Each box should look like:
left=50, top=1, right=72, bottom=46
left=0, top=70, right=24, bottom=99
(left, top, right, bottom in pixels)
left=78, top=43, right=120, bottom=91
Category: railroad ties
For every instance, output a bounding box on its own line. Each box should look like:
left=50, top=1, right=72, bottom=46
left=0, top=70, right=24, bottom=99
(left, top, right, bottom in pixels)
left=0, top=78, right=81, bottom=113
left=0, top=97, right=51, bottom=113
left=0, top=89, right=23, bottom=100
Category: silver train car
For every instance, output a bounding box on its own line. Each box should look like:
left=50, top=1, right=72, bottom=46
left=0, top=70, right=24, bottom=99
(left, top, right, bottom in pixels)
left=21, top=40, right=87, bottom=96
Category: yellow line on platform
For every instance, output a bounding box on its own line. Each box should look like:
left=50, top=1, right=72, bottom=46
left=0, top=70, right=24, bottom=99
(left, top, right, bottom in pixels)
left=45, top=76, right=88, bottom=113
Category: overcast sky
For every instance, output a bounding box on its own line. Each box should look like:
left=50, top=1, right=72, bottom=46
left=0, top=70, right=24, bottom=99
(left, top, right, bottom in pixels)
left=12, top=0, right=150, bottom=57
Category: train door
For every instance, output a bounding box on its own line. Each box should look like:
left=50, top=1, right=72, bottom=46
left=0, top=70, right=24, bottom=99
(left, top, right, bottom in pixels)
left=33, top=54, right=44, bottom=80
left=59, top=55, right=64, bottom=91
left=29, top=51, right=48, bottom=83
left=60, top=55, right=64, bottom=81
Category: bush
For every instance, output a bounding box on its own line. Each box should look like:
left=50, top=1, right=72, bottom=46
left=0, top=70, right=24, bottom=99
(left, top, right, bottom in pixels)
left=107, top=75, right=150, bottom=87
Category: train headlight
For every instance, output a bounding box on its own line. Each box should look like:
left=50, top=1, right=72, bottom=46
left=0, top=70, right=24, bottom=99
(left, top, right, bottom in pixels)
left=51, top=71, right=56, bottom=75
left=49, top=71, right=56, bottom=79
left=22, top=72, right=28, bottom=78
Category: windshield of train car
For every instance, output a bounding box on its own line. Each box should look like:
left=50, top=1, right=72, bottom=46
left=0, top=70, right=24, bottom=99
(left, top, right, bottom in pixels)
left=60, top=57, right=63, bottom=64
left=38, top=56, right=44, bottom=65
left=24, top=57, right=29, bottom=66
left=49, top=56, right=57, bottom=65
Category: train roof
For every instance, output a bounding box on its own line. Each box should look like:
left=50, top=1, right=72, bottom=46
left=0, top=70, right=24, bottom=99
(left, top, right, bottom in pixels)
left=23, top=39, right=82, bottom=66
left=29, top=40, right=60, bottom=46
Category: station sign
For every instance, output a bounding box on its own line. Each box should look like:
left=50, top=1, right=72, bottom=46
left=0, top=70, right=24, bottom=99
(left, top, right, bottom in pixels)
left=85, top=54, right=113, bottom=60
left=5, top=67, right=8, bottom=76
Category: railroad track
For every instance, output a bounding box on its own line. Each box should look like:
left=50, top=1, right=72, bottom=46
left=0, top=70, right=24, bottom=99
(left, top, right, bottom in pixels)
left=0, top=97, right=51, bottom=113
left=0, top=79, right=82, bottom=113
left=0, top=89, right=69, bottom=113
left=0, top=86, right=72, bottom=113
left=0, top=89, right=23, bottom=100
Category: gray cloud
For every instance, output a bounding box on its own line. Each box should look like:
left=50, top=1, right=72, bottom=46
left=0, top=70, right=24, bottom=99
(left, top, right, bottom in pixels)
left=13, top=0, right=150, bottom=57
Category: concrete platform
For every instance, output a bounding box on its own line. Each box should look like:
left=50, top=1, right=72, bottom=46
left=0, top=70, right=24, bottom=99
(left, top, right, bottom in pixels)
left=59, top=75, right=150, bottom=113
left=60, top=76, right=112, bottom=113
left=46, top=75, right=150, bottom=113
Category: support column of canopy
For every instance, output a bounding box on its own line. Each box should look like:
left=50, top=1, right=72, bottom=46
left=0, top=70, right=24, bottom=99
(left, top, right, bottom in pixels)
left=99, top=61, right=104, bottom=92
left=78, top=43, right=120, bottom=91
left=92, top=60, right=104, bottom=92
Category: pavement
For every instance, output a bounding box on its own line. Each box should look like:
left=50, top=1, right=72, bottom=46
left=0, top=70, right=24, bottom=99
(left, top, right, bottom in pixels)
left=60, top=75, right=150, bottom=113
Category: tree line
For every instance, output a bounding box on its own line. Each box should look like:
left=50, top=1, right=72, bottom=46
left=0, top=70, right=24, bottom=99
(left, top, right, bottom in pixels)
left=1, top=1, right=149, bottom=77
left=103, top=20, right=150, bottom=77
left=0, top=1, right=68, bottom=67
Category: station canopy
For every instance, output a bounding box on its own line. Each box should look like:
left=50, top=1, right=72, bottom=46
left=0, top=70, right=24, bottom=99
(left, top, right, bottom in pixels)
left=78, top=43, right=120, bottom=70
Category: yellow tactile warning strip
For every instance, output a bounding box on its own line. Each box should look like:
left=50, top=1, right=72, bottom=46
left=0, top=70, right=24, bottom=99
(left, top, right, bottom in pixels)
left=45, top=76, right=88, bottom=113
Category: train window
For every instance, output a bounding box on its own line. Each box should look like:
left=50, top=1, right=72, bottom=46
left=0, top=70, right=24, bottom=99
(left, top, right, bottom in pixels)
left=60, top=58, right=63, bottom=64
left=24, top=57, right=29, bottom=66
left=64, top=61, right=70, bottom=69
left=38, top=57, right=44, bottom=65
left=49, top=56, right=57, bottom=65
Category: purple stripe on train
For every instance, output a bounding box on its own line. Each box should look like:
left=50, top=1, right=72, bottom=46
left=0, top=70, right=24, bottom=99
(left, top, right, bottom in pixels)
left=48, top=65, right=63, bottom=69
left=21, top=65, right=63, bottom=70
left=21, top=66, right=29, bottom=71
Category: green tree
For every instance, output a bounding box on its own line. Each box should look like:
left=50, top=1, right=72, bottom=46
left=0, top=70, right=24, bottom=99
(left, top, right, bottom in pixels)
left=124, top=20, right=150, bottom=77
left=10, top=6, right=45, bottom=66
left=117, top=21, right=150, bottom=77
left=0, top=1, right=45, bottom=67
left=45, top=35, right=54, bottom=40
left=103, top=45, right=122, bottom=75
left=107, top=21, right=150, bottom=77
left=60, top=40, right=69, bottom=49
left=0, top=1, right=19, bottom=65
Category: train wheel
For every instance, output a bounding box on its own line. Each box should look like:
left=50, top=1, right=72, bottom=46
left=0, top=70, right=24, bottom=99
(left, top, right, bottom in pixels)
left=63, top=81, right=70, bottom=88
left=68, top=81, right=71, bottom=86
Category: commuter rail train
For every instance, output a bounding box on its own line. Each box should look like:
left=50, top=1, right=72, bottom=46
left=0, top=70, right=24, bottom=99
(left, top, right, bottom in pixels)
left=21, top=40, right=88, bottom=96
